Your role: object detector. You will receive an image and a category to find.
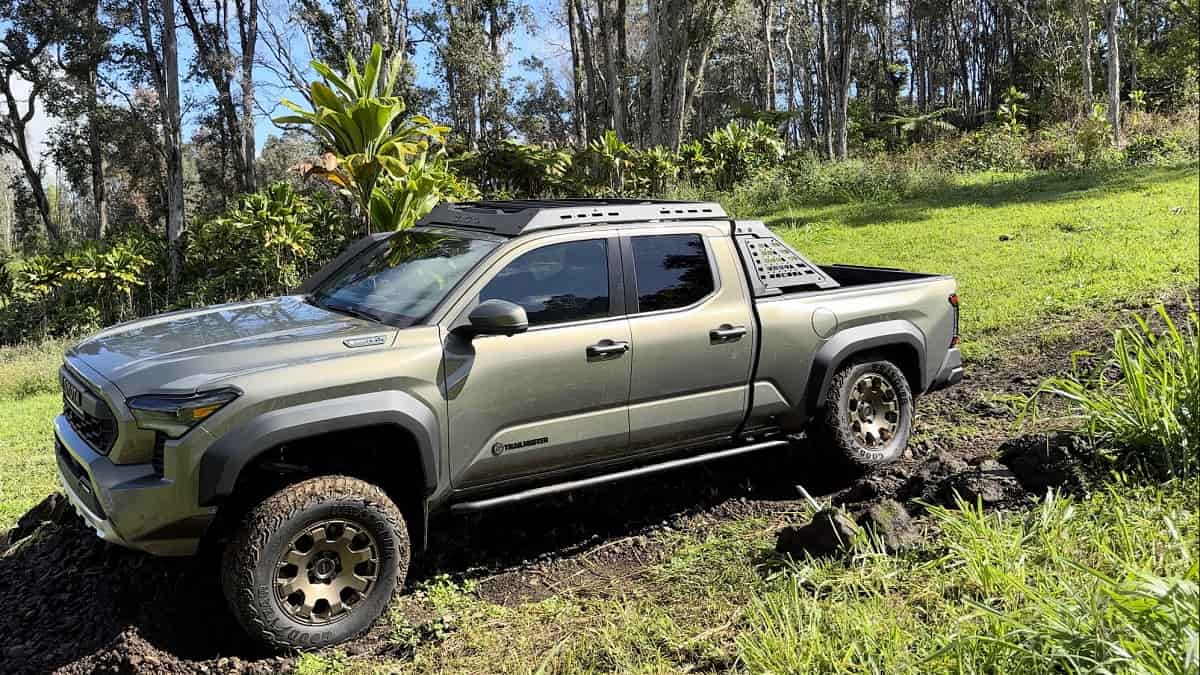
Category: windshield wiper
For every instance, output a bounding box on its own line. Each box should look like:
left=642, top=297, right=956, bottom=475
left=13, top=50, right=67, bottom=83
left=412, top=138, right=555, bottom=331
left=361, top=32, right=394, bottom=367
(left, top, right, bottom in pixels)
left=318, top=300, right=386, bottom=324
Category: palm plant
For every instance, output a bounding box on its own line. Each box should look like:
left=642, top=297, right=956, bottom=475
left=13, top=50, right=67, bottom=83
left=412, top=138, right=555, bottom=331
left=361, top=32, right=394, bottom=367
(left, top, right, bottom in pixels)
left=884, top=107, right=959, bottom=144
left=275, top=44, right=452, bottom=233
left=998, top=87, right=1029, bottom=136
left=588, top=130, right=632, bottom=193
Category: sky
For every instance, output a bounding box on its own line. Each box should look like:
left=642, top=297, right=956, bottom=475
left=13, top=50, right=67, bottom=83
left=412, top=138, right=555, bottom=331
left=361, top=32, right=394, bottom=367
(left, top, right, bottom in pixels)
left=10, top=0, right=569, bottom=172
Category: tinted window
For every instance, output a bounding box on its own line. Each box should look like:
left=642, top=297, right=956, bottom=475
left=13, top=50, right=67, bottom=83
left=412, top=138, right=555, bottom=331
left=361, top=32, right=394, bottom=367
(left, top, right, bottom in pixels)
left=631, top=235, right=714, bottom=312
left=480, top=240, right=610, bottom=326
left=312, top=230, right=498, bottom=327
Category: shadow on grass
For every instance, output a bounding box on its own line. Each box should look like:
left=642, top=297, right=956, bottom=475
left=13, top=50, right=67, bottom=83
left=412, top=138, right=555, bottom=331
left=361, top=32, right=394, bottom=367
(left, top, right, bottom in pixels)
left=762, top=163, right=1198, bottom=229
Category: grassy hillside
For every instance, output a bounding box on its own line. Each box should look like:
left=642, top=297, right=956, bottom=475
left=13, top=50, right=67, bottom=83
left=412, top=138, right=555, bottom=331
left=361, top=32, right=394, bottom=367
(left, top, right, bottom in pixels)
left=768, top=163, right=1200, bottom=356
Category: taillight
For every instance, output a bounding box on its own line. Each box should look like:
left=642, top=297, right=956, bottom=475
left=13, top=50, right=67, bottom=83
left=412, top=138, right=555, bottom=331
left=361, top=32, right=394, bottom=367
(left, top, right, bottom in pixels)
left=949, top=294, right=960, bottom=347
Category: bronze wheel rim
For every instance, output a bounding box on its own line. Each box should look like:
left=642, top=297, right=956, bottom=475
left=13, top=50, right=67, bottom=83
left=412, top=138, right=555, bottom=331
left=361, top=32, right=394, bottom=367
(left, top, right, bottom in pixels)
left=847, top=374, right=900, bottom=448
left=274, top=519, right=380, bottom=625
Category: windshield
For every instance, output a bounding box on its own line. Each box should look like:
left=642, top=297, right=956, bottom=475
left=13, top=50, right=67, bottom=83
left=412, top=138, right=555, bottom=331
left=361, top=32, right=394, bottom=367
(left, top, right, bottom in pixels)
left=310, top=230, right=499, bottom=327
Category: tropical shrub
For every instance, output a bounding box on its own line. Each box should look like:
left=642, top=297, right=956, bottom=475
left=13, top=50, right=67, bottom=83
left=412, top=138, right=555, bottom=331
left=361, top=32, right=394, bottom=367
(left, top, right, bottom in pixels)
left=184, top=183, right=353, bottom=302
left=457, top=140, right=574, bottom=198
left=0, top=235, right=155, bottom=342
left=276, top=44, right=460, bottom=233
left=705, top=120, right=785, bottom=189
left=1026, top=301, right=1199, bottom=480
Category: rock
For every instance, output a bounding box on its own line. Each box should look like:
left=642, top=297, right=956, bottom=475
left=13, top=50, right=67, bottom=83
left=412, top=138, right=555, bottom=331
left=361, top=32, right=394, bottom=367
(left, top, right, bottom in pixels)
left=856, top=499, right=921, bottom=552
left=1000, top=432, right=1094, bottom=496
left=776, top=508, right=860, bottom=559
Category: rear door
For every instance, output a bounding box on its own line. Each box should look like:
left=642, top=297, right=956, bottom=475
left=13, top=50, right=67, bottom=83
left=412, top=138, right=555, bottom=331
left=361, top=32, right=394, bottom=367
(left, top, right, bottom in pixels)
left=623, top=230, right=756, bottom=449
left=443, top=234, right=632, bottom=488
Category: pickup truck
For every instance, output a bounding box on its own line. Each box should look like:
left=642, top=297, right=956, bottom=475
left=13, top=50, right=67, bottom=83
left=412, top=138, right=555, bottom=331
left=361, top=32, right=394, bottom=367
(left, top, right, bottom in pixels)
left=53, top=199, right=962, bottom=648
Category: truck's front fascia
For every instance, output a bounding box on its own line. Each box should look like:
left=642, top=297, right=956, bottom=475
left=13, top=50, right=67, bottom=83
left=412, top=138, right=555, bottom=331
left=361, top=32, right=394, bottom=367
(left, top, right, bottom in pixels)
left=55, top=358, right=218, bottom=556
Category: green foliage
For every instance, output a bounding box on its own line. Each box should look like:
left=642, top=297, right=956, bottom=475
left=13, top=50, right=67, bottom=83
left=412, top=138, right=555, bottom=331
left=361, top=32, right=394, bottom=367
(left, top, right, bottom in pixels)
left=704, top=120, right=784, bottom=189
left=998, top=86, right=1030, bottom=136
left=587, top=129, right=633, bottom=193
left=0, top=236, right=154, bottom=342
left=185, top=183, right=353, bottom=303
left=885, top=107, right=959, bottom=144
left=457, top=139, right=574, bottom=198
left=1026, top=301, right=1200, bottom=480
left=276, top=44, right=459, bottom=232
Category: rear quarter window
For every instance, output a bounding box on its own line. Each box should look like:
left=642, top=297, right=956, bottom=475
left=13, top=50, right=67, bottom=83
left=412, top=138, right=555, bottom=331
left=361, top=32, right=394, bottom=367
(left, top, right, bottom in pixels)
left=630, top=234, right=715, bottom=312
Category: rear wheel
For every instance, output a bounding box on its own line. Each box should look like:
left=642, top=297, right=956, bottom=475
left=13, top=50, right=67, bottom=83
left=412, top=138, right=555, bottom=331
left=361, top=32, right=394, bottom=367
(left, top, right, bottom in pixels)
left=221, top=475, right=410, bottom=649
left=819, top=360, right=913, bottom=468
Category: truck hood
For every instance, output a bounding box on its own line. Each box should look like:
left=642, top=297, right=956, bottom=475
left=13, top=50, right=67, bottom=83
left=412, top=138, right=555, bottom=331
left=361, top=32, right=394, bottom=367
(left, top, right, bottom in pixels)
left=67, top=296, right=397, bottom=396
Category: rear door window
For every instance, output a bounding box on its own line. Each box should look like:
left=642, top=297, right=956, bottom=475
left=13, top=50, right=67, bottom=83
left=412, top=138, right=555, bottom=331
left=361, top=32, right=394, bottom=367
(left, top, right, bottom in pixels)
left=629, top=234, right=715, bottom=313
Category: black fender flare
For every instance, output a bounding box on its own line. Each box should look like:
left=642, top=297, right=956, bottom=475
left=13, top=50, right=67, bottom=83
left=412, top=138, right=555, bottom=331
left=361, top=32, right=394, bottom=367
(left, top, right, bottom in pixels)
left=197, top=391, right=440, bottom=506
left=804, top=320, right=927, bottom=417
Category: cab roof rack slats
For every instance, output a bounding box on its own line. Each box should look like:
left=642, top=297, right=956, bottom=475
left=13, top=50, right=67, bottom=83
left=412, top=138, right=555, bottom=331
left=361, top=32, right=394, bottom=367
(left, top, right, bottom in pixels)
left=419, top=199, right=728, bottom=236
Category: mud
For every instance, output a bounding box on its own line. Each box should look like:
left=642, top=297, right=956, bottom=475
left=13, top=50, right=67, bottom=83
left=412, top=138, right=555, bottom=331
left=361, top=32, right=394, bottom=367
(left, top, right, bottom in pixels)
left=0, top=295, right=1189, bottom=673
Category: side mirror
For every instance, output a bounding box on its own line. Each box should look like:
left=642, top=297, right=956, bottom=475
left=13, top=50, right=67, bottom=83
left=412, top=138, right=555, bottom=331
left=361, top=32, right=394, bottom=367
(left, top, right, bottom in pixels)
left=455, top=299, right=529, bottom=338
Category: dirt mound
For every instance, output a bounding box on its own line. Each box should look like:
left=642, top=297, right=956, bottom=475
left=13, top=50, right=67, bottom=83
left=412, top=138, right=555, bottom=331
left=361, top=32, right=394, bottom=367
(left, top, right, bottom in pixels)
left=999, top=431, right=1098, bottom=496
left=0, top=504, right=286, bottom=675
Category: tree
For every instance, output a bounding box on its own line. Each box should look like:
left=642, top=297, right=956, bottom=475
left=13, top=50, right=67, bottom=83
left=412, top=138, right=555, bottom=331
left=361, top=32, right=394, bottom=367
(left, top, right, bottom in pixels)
left=178, top=0, right=258, bottom=192
left=1078, top=0, right=1094, bottom=111
left=1104, top=0, right=1122, bottom=145
left=0, top=0, right=72, bottom=241
left=132, top=0, right=187, bottom=281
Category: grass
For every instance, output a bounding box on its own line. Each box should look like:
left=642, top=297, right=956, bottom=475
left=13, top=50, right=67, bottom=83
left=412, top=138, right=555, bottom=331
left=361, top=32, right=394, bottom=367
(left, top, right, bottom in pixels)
left=759, top=163, right=1200, bottom=357
left=0, top=339, right=67, bottom=527
left=288, top=481, right=1195, bottom=673
left=1028, top=301, right=1200, bottom=480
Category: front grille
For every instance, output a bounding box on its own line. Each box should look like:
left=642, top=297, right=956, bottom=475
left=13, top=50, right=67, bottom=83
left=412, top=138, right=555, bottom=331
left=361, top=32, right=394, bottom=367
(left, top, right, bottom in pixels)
left=61, top=374, right=118, bottom=454
left=56, top=437, right=106, bottom=518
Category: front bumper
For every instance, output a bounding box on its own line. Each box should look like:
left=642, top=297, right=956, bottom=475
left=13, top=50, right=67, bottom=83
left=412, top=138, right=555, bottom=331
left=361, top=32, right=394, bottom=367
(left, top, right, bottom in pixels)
left=54, top=414, right=214, bottom=556
left=926, top=347, right=964, bottom=393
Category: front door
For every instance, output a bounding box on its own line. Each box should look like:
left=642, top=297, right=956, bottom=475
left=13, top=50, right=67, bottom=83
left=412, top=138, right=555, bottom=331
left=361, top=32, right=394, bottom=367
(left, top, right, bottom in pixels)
left=444, top=236, right=632, bottom=489
left=624, top=232, right=756, bottom=449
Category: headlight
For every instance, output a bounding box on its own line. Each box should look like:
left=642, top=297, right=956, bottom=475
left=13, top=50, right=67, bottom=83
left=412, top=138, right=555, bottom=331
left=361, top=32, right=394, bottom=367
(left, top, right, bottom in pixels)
left=127, top=389, right=240, bottom=439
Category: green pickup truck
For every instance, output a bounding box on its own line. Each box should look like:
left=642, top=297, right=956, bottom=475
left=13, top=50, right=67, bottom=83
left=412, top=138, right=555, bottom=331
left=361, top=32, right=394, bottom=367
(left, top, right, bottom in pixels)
left=53, top=199, right=962, bottom=648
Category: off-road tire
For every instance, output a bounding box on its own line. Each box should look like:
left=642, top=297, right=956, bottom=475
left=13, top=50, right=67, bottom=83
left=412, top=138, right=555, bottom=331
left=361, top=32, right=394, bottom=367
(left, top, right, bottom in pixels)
left=819, top=359, right=913, bottom=468
left=220, top=475, right=410, bottom=650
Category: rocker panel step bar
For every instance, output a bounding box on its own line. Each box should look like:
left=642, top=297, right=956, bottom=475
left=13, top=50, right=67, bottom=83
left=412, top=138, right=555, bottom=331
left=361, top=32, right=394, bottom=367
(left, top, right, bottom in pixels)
left=450, top=438, right=790, bottom=513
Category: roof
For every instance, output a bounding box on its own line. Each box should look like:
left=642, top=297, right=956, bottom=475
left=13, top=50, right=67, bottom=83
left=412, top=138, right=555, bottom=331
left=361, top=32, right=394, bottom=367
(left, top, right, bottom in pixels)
left=417, top=199, right=729, bottom=236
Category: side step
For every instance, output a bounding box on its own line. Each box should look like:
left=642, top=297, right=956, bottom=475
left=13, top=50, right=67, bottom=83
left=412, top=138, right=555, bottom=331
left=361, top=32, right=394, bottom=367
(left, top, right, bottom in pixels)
left=449, top=438, right=790, bottom=513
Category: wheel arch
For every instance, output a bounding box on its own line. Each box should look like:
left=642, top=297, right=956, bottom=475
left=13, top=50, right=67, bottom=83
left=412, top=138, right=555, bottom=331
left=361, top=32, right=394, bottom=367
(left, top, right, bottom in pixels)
left=804, top=320, right=926, bottom=416
left=196, top=389, right=441, bottom=504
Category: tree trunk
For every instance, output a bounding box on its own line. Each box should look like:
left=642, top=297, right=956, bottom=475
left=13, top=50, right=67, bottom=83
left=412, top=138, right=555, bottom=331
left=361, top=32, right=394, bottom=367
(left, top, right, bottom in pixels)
left=783, top=12, right=798, bottom=147
left=88, top=69, right=107, bottom=239
left=760, top=0, right=776, bottom=111
left=160, top=0, right=186, bottom=283
left=816, top=0, right=834, bottom=158
left=598, top=0, right=625, bottom=138
left=1079, top=0, right=1093, bottom=112
left=0, top=78, right=57, bottom=242
left=568, top=0, right=588, bottom=146
left=235, top=0, right=258, bottom=191
left=1104, top=0, right=1121, bottom=144
left=647, top=0, right=664, bottom=147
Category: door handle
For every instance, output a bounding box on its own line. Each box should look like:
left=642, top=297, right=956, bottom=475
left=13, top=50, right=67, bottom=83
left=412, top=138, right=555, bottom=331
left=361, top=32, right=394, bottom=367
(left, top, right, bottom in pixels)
left=586, top=339, right=630, bottom=358
left=709, top=324, right=748, bottom=343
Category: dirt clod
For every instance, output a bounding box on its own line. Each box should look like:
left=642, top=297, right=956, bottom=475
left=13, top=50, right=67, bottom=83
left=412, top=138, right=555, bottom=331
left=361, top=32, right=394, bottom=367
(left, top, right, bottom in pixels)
left=856, top=499, right=921, bottom=552
left=1000, top=432, right=1096, bottom=496
left=775, top=508, right=860, bottom=558
left=940, top=460, right=1028, bottom=509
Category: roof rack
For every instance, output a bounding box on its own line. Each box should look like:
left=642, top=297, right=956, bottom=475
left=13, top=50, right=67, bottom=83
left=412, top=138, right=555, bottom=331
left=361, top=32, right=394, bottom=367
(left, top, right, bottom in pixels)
left=417, top=199, right=729, bottom=236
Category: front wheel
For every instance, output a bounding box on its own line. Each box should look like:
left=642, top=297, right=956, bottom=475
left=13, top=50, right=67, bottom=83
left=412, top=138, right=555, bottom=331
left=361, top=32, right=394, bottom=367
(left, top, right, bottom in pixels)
left=818, top=359, right=914, bottom=468
left=220, top=475, right=410, bottom=649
